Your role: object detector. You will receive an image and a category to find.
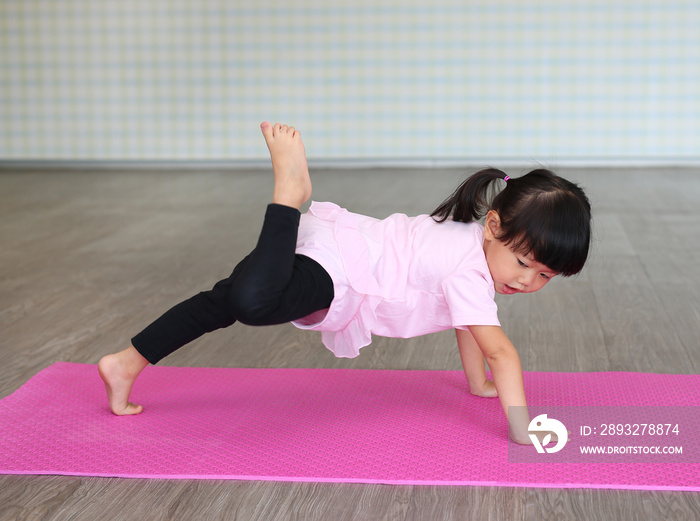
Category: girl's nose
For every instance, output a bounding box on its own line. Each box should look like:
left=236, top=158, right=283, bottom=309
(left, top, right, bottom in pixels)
left=518, top=271, right=537, bottom=288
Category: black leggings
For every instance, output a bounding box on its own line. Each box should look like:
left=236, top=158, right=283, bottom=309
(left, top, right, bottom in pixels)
left=132, top=204, right=335, bottom=364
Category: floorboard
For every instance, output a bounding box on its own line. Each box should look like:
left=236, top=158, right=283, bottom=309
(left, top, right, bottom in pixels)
left=1, top=166, right=698, bottom=520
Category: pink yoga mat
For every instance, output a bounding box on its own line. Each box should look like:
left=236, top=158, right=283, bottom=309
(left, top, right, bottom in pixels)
left=0, top=362, right=698, bottom=490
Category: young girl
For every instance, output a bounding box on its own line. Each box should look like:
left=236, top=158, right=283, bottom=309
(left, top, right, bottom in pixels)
left=99, top=121, right=592, bottom=445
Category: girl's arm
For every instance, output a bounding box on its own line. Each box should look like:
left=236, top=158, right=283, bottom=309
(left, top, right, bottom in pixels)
left=464, top=325, right=532, bottom=444
left=455, top=328, right=497, bottom=397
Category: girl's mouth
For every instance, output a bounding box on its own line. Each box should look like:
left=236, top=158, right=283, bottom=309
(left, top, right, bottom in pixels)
left=501, top=284, right=519, bottom=295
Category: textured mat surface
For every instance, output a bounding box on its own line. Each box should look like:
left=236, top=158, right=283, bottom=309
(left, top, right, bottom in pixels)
left=0, top=362, right=698, bottom=490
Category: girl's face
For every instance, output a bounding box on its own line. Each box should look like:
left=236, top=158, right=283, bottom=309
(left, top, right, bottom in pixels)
left=482, top=211, right=558, bottom=295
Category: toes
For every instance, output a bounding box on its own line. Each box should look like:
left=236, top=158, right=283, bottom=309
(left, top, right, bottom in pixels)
left=264, top=122, right=299, bottom=139
left=260, top=121, right=273, bottom=139
left=115, top=402, right=143, bottom=416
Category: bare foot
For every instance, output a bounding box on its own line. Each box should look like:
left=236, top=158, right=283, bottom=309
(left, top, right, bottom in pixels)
left=260, top=121, right=312, bottom=209
left=470, top=379, right=498, bottom=398
left=98, top=346, right=149, bottom=415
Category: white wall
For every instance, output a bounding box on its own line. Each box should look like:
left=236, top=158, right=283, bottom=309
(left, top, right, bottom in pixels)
left=1, top=0, right=698, bottom=162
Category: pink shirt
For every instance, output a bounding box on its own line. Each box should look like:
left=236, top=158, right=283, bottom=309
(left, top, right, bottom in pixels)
left=293, top=202, right=500, bottom=358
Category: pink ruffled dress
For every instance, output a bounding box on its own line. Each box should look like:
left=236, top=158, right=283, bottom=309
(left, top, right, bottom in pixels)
left=293, top=202, right=500, bottom=358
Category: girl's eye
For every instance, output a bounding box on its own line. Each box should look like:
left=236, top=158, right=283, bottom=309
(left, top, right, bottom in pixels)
left=518, top=259, right=528, bottom=268
left=540, top=273, right=551, bottom=280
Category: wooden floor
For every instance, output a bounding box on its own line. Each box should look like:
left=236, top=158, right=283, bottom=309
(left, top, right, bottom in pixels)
left=0, top=165, right=699, bottom=520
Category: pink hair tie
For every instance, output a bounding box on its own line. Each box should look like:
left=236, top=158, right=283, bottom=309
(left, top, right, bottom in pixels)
left=503, top=175, right=510, bottom=182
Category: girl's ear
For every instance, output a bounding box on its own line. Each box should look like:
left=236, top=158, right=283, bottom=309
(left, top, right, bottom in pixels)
left=484, top=210, right=502, bottom=240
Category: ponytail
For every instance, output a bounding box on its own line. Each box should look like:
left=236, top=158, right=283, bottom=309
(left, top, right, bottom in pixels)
left=431, top=168, right=508, bottom=223
left=431, top=167, right=592, bottom=276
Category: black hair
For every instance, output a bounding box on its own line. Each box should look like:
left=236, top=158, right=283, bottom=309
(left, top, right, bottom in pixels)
left=431, top=168, right=592, bottom=276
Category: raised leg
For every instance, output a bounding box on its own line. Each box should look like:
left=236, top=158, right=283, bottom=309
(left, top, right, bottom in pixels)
left=260, top=121, right=312, bottom=209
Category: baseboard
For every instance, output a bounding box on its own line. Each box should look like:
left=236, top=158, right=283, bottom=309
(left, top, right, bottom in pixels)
left=2, top=157, right=700, bottom=170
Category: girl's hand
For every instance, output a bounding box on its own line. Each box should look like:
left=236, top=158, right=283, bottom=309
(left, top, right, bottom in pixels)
left=470, top=379, right=498, bottom=398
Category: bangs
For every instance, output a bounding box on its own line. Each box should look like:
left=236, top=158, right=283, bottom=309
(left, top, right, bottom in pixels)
left=498, top=192, right=591, bottom=276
